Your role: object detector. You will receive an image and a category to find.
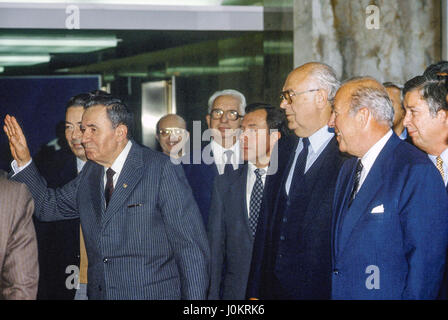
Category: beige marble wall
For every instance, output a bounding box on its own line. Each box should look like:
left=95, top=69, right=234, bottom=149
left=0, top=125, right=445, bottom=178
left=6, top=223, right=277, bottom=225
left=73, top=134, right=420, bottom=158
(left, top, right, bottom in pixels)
left=293, top=0, right=441, bottom=85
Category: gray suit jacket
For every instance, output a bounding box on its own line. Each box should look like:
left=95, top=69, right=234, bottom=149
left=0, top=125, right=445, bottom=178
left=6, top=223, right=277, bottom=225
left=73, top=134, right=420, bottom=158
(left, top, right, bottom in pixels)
left=11, top=142, right=210, bottom=300
left=207, top=164, right=254, bottom=300
left=0, top=177, right=38, bottom=299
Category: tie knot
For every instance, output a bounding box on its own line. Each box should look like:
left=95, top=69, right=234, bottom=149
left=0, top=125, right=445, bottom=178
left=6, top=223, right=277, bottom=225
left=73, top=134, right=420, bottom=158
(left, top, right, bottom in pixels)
left=302, top=137, right=310, bottom=149
left=254, top=168, right=265, bottom=178
left=106, top=168, right=115, bottom=179
left=224, top=150, right=233, bottom=164
left=437, top=156, right=444, bottom=166
left=355, top=159, right=364, bottom=173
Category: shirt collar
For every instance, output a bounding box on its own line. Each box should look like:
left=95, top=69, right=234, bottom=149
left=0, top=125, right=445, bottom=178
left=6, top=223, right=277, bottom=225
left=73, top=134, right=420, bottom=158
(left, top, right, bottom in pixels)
left=106, top=140, right=133, bottom=177
left=299, top=125, right=334, bottom=154
left=360, top=129, right=393, bottom=173
left=211, top=139, right=240, bottom=162
left=428, top=147, right=448, bottom=164
left=399, top=128, right=407, bottom=140
left=76, top=157, right=86, bottom=174
left=248, top=161, right=268, bottom=175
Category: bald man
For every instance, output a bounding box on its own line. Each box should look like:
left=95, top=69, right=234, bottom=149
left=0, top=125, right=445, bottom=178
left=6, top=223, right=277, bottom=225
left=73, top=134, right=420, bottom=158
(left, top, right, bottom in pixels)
left=156, top=114, right=189, bottom=159
left=247, top=62, right=349, bottom=300
left=328, top=77, right=448, bottom=299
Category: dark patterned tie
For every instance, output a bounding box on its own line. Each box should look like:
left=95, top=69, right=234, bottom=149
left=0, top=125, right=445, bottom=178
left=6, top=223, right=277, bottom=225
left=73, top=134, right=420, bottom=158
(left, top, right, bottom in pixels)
left=223, top=150, right=233, bottom=175
left=105, top=168, right=115, bottom=207
left=348, top=160, right=363, bottom=207
left=249, top=168, right=265, bottom=237
left=290, top=137, right=310, bottom=193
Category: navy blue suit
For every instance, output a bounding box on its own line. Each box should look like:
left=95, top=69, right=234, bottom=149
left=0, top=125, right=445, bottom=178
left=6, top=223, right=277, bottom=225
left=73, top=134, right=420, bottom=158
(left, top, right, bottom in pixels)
left=182, top=143, right=218, bottom=228
left=247, top=135, right=348, bottom=299
left=332, top=134, right=448, bottom=299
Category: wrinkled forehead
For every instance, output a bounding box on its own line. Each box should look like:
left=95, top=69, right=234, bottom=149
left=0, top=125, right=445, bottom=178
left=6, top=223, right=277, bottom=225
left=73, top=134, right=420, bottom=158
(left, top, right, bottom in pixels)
left=212, top=95, right=241, bottom=111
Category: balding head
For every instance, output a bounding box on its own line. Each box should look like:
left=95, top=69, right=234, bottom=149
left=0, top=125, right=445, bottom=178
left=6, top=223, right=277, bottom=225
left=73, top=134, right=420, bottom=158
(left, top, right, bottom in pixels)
left=328, top=76, right=394, bottom=157
left=280, top=62, right=340, bottom=137
left=156, top=114, right=189, bottom=158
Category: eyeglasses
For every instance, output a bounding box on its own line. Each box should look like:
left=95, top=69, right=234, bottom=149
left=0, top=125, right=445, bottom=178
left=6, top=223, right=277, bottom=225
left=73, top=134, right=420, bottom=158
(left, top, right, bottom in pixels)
left=280, top=89, right=320, bottom=104
left=158, top=127, right=185, bottom=137
left=210, top=109, right=242, bottom=121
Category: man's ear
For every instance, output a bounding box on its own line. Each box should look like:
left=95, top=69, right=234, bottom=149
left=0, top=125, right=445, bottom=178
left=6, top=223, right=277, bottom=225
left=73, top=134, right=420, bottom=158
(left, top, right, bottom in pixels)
left=356, top=107, right=370, bottom=128
left=116, top=124, right=128, bottom=141
left=437, top=109, right=448, bottom=124
left=315, top=90, right=328, bottom=110
left=206, top=114, right=211, bottom=129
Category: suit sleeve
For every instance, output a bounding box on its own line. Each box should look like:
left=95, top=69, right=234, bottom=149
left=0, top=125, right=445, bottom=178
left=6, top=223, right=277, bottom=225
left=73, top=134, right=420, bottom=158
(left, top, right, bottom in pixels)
left=1, top=183, right=39, bottom=300
left=158, top=160, right=210, bottom=300
left=207, top=177, right=225, bottom=299
left=10, top=160, right=80, bottom=221
left=400, top=164, right=448, bottom=299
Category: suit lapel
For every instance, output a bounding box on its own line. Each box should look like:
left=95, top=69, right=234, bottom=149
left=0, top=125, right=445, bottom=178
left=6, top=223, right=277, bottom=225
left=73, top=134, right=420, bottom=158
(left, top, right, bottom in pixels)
left=87, top=162, right=105, bottom=218
left=103, top=143, right=144, bottom=227
left=337, top=134, right=399, bottom=257
left=228, top=164, right=251, bottom=238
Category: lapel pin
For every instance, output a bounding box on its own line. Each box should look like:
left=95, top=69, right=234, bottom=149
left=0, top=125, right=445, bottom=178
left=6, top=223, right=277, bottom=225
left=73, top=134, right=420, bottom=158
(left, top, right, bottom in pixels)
left=123, top=183, right=128, bottom=188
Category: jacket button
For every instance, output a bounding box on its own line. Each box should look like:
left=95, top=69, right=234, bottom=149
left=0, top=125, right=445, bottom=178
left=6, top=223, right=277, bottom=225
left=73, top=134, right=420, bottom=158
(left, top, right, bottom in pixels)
left=333, top=269, right=339, bottom=275
left=103, top=258, right=108, bottom=263
left=282, top=217, right=287, bottom=223
left=280, top=236, right=285, bottom=241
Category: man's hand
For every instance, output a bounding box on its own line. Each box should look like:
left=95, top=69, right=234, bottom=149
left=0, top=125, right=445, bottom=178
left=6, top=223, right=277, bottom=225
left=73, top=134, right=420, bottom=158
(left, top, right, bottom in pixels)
left=3, top=115, right=31, bottom=167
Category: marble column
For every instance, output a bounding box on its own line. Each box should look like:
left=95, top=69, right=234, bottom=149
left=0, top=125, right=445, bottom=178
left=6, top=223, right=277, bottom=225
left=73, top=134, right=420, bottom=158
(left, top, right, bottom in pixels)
left=293, top=0, right=441, bottom=84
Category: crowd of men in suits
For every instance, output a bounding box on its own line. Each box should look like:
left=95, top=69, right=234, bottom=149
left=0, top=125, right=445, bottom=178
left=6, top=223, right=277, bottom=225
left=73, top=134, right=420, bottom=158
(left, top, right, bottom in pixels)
left=2, top=60, right=448, bottom=300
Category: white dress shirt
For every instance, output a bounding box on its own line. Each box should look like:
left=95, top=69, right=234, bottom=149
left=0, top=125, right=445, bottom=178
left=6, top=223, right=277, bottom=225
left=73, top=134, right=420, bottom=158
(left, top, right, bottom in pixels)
left=246, top=162, right=267, bottom=217
left=210, top=139, right=241, bottom=175
left=356, top=130, right=393, bottom=193
left=285, top=125, right=334, bottom=195
left=428, top=147, right=448, bottom=186
left=77, top=157, right=86, bottom=174
left=103, top=140, right=132, bottom=189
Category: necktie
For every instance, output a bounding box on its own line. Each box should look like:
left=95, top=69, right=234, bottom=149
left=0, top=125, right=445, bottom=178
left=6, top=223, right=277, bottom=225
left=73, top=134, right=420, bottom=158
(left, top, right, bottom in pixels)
left=223, top=150, right=233, bottom=175
left=105, top=168, right=115, bottom=207
left=289, top=137, right=310, bottom=193
left=348, top=160, right=363, bottom=207
left=436, top=156, right=445, bottom=179
left=249, top=168, right=265, bottom=237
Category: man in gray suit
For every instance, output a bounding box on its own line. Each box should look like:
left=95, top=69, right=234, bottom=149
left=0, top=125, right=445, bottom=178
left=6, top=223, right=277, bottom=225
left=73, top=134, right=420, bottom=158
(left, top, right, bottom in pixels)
left=0, top=173, right=38, bottom=299
left=4, top=94, right=210, bottom=300
left=207, top=103, right=287, bottom=300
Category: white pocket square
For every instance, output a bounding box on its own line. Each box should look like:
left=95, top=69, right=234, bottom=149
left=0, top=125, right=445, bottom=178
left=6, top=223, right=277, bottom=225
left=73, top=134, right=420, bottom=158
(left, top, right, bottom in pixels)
left=370, top=204, right=384, bottom=214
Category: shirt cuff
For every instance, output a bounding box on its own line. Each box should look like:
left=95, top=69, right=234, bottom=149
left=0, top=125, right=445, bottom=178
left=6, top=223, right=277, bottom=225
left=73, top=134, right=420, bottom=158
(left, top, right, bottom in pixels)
left=11, top=159, right=32, bottom=176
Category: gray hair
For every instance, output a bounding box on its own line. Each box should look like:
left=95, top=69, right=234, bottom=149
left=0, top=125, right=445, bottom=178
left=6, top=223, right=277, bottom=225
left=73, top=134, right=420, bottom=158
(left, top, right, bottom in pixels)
left=207, top=89, right=246, bottom=115
left=309, top=63, right=340, bottom=102
left=349, top=86, right=394, bottom=128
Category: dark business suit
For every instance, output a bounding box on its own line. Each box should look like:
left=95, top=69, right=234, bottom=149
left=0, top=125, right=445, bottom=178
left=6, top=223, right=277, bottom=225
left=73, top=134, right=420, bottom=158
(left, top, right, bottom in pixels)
left=11, top=141, right=210, bottom=300
left=33, top=147, right=79, bottom=300
left=182, top=142, right=218, bottom=227
left=332, top=134, right=448, bottom=299
left=247, top=135, right=348, bottom=299
left=208, top=163, right=257, bottom=300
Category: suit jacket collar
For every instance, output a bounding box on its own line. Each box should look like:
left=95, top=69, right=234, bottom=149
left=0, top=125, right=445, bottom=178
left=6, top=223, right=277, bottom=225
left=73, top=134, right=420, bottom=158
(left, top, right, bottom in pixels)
left=228, top=164, right=252, bottom=238
left=102, top=141, right=145, bottom=227
left=335, top=133, right=401, bottom=257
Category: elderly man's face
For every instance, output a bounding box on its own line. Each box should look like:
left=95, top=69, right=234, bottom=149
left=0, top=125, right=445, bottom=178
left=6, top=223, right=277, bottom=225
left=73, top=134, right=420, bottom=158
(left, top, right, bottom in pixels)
left=65, top=106, right=86, bottom=161
left=328, top=84, right=361, bottom=156
left=157, top=116, right=188, bottom=157
left=280, top=71, right=321, bottom=137
left=81, top=105, right=127, bottom=167
left=206, top=95, right=242, bottom=145
left=403, top=89, right=445, bottom=153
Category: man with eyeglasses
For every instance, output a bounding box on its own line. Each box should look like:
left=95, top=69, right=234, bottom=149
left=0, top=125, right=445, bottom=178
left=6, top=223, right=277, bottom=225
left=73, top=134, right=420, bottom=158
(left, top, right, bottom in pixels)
left=183, top=89, right=246, bottom=227
left=247, top=62, right=349, bottom=300
left=156, top=114, right=189, bottom=160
